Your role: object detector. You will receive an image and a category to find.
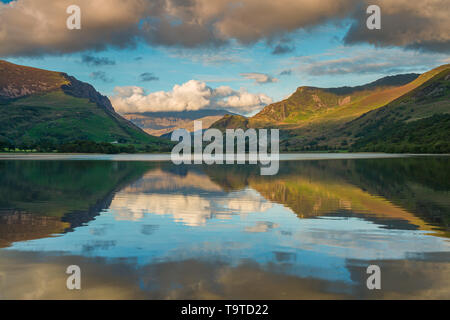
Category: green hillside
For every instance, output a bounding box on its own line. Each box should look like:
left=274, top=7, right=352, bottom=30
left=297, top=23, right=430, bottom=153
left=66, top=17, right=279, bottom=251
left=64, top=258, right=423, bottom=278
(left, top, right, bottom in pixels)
left=212, top=64, right=450, bottom=153
left=211, top=114, right=249, bottom=131
left=250, top=73, right=420, bottom=126
left=345, top=67, right=450, bottom=153
left=0, top=60, right=172, bottom=152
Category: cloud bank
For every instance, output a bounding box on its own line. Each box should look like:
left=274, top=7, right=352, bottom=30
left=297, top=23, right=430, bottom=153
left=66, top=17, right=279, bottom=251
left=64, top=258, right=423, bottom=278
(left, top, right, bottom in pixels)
left=0, top=0, right=448, bottom=57
left=110, top=80, right=272, bottom=115
left=297, top=47, right=450, bottom=76
left=344, top=0, right=450, bottom=53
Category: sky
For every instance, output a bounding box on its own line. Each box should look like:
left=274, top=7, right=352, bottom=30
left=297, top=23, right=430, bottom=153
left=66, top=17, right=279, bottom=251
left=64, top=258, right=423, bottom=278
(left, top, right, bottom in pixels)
left=1, top=0, right=449, bottom=115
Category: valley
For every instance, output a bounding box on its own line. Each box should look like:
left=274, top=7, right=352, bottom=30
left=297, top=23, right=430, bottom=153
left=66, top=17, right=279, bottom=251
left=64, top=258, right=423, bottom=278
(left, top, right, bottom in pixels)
left=211, top=65, right=450, bottom=153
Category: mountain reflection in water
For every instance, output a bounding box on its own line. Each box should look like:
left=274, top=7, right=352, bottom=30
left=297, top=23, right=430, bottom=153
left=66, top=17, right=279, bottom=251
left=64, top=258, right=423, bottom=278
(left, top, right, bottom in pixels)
left=0, top=157, right=449, bottom=299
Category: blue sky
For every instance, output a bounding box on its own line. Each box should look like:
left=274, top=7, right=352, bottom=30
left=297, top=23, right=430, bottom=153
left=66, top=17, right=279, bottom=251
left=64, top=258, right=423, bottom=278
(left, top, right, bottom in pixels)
left=1, top=0, right=449, bottom=115
left=5, top=23, right=348, bottom=95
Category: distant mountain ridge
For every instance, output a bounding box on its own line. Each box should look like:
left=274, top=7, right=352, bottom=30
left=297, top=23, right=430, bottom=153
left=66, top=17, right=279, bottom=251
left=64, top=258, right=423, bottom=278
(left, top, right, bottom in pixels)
left=124, top=109, right=238, bottom=137
left=340, top=65, right=450, bottom=153
left=213, top=73, right=424, bottom=130
left=325, top=73, right=419, bottom=95
left=211, top=65, right=450, bottom=153
left=0, top=60, right=69, bottom=100
left=251, top=73, right=422, bottom=125
left=0, top=60, right=170, bottom=151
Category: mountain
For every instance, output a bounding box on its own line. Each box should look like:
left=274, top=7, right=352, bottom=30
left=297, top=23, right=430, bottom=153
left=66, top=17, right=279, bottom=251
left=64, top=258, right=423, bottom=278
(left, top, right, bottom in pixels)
left=342, top=65, right=450, bottom=153
left=212, top=65, right=450, bottom=153
left=212, top=73, right=422, bottom=131
left=207, top=113, right=249, bottom=131
left=0, top=60, right=171, bottom=152
left=123, top=109, right=238, bottom=137
left=250, top=73, right=420, bottom=126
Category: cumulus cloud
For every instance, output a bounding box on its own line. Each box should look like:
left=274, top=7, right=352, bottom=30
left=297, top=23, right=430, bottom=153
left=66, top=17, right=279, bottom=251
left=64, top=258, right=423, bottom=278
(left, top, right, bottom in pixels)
left=241, top=73, right=278, bottom=84
left=110, top=80, right=272, bottom=115
left=0, top=0, right=448, bottom=57
left=139, top=72, right=159, bottom=82
left=219, top=89, right=273, bottom=110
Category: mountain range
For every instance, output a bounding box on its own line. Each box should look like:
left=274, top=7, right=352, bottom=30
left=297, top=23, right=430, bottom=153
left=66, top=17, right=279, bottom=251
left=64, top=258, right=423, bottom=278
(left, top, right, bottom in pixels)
left=1, top=60, right=449, bottom=153
left=212, top=64, right=450, bottom=153
left=123, top=109, right=236, bottom=137
left=0, top=60, right=171, bottom=152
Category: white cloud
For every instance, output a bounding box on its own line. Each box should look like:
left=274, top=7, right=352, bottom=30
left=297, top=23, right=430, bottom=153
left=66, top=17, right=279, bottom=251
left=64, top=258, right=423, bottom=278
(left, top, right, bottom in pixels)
left=110, top=80, right=272, bottom=115
left=213, top=85, right=235, bottom=97
left=219, top=89, right=272, bottom=109
left=241, top=73, right=278, bottom=84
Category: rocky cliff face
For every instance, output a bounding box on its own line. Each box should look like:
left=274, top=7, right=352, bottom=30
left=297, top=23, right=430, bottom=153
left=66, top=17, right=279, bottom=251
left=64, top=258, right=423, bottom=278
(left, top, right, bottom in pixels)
left=59, top=75, right=150, bottom=134
left=0, top=60, right=115, bottom=114
left=0, top=60, right=167, bottom=148
left=61, top=75, right=115, bottom=113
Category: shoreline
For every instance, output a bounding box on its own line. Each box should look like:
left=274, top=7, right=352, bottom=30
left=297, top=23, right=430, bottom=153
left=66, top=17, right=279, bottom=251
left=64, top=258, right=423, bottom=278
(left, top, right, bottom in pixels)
left=0, top=152, right=448, bottom=161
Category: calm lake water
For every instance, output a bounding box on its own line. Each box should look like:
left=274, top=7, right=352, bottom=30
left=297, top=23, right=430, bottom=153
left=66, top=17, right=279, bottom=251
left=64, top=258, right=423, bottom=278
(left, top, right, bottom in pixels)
left=0, top=154, right=449, bottom=299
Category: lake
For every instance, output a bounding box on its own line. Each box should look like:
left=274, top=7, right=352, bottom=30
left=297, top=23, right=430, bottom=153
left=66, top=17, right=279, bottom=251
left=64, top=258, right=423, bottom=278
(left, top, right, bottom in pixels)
left=0, top=154, right=449, bottom=299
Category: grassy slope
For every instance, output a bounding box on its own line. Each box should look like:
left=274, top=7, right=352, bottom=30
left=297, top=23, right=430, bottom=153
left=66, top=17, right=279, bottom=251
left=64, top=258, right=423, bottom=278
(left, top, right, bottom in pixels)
left=0, top=60, right=69, bottom=100
left=210, top=65, right=449, bottom=152
left=276, top=65, right=450, bottom=151
left=0, top=60, right=172, bottom=151
left=250, top=73, right=423, bottom=127
left=210, top=114, right=249, bottom=131
left=0, top=90, right=168, bottom=147
left=341, top=67, right=450, bottom=152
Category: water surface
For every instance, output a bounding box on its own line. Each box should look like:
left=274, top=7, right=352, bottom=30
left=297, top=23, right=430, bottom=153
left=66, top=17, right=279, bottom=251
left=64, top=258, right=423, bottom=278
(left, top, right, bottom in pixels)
left=0, top=155, right=449, bottom=299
